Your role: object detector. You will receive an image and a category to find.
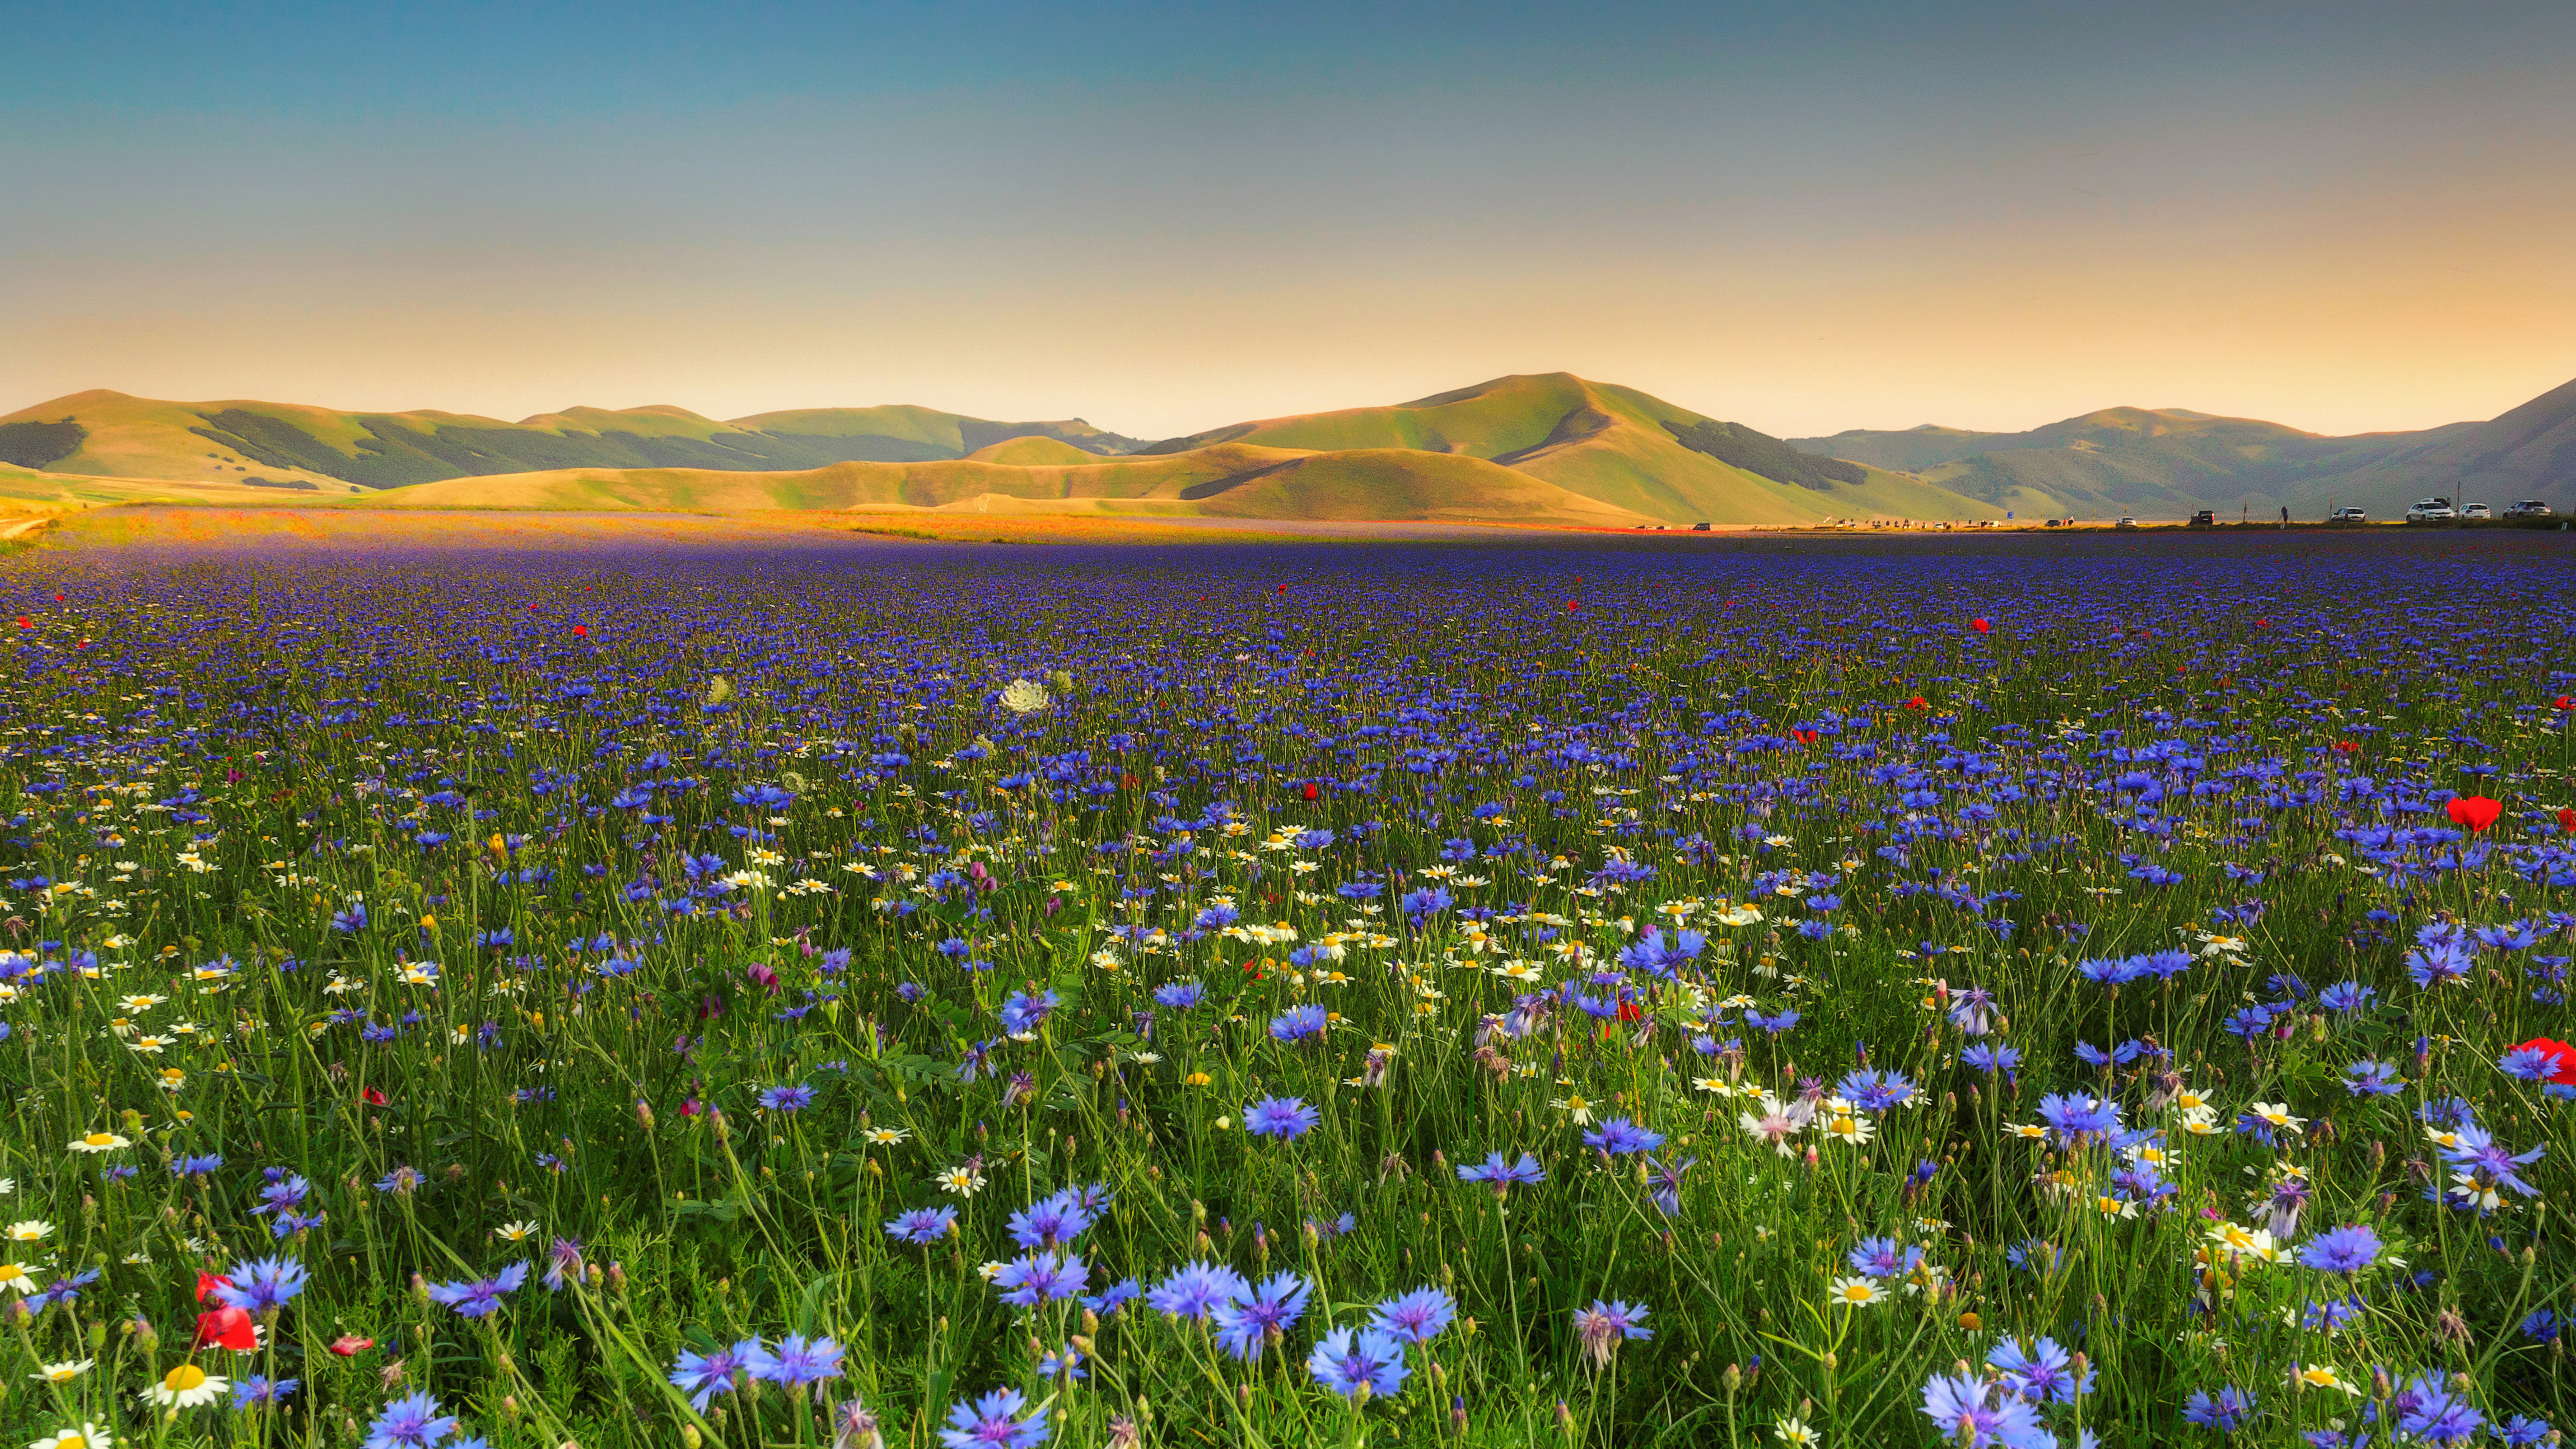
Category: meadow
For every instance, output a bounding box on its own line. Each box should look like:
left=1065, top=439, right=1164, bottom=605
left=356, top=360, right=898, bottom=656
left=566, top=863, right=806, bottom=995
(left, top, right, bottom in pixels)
left=0, top=527, right=2569, bottom=1449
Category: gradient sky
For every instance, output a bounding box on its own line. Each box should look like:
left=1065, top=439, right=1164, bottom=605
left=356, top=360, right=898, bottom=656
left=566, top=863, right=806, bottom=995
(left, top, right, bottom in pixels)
left=5, top=0, right=2573, bottom=440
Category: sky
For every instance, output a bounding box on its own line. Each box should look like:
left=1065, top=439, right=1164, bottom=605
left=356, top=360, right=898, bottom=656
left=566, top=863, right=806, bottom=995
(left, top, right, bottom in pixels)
left=4, top=0, right=2574, bottom=441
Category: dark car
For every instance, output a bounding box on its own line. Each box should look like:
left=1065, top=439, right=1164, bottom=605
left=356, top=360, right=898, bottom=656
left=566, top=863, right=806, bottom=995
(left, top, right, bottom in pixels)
left=2188, top=510, right=2215, bottom=527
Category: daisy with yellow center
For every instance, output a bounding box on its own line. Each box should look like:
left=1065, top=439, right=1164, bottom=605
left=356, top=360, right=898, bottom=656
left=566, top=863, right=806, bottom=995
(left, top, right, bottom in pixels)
left=67, top=1132, right=129, bottom=1153
left=1827, top=1276, right=1886, bottom=1307
left=0, top=1262, right=35, bottom=1291
left=2290, top=1364, right=2360, bottom=1395
left=862, top=1127, right=911, bottom=1146
left=8, top=1221, right=54, bottom=1243
left=146, top=1363, right=227, bottom=1408
left=494, top=1221, right=539, bottom=1243
left=29, top=1359, right=91, bottom=1384
left=29, top=1422, right=113, bottom=1449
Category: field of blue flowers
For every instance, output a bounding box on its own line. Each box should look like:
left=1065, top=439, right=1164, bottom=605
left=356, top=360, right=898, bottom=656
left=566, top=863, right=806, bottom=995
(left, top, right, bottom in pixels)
left=0, top=529, right=2570, bottom=1449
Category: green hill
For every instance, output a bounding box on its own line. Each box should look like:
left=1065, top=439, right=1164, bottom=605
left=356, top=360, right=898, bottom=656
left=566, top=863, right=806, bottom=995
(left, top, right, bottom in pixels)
left=362, top=439, right=1656, bottom=527
left=0, top=390, right=1141, bottom=492
left=1786, top=399, right=2546, bottom=518
left=1143, top=373, right=2000, bottom=526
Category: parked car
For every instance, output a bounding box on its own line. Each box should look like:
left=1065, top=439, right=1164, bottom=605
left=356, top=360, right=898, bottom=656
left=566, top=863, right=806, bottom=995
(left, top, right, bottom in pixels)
left=2461, top=502, right=2492, bottom=520
left=2115, top=516, right=2138, bottom=530
left=2188, top=510, right=2215, bottom=526
left=2406, top=497, right=2456, bottom=522
left=2328, top=506, right=2367, bottom=523
left=2504, top=499, right=2554, bottom=518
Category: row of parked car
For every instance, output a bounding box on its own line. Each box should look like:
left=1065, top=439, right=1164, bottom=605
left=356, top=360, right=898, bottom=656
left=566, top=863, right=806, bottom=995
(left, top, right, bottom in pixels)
left=2395, top=497, right=2554, bottom=522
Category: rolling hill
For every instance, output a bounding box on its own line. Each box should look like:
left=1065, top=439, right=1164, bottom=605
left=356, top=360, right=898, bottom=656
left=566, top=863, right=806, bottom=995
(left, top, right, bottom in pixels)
left=0, top=390, right=1142, bottom=493
left=1137, top=373, right=2001, bottom=526
left=1789, top=376, right=2575, bottom=518
left=362, top=439, right=1660, bottom=529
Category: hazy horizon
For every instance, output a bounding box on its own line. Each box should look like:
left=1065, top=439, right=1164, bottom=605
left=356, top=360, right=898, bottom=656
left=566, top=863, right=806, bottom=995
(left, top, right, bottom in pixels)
left=7, top=1, right=2573, bottom=441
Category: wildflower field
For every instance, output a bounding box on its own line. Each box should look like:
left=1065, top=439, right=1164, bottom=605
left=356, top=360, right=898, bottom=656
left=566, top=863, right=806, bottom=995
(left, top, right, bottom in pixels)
left=0, top=528, right=2571, bottom=1449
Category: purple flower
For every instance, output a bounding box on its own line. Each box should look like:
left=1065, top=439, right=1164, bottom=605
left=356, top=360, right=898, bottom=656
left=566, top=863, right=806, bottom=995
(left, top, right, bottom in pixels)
left=1457, top=1151, right=1544, bottom=1195
left=424, top=1261, right=529, bottom=1319
left=939, top=1387, right=1048, bottom=1448
left=1368, top=1287, right=1457, bottom=1344
left=669, top=1341, right=752, bottom=1409
left=1268, top=1005, right=1328, bottom=1043
left=2033, top=1093, right=2121, bottom=1146
left=214, top=1255, right=309, bottom=1314
left=1308, top=1326, right=1410, bottom=1400
left=886, top=1207, right=959, bottom=1246
left=1986, top=1336, right=2093, bottom=1404
left=2182, top=1385, right=2257, bottom=1435
left=744, top=1334, right=842, bottom=1386
left=1921, top=1372, right=2050, bottom=1448
left=1243, top=1096, right=1321, bottom=1140
left=2395, top=1375, right=2484, bottom=1445
left=1006, top=1188, right=1096, bottom=1250
left=363, top=1392, right=459, bottom=1449
left=1579, top=1116, right=1665, bottom=1156
left=1571, top=1300, right=1651, bottom=1367
left=1146, top=1261, right=1248, bottom=1321
left=991, top=1251, right=1088, bottom=1307
left=2295, top=1224, right=2381, bottom=1275
left=1210, top=1272, right=1312, bottom=1361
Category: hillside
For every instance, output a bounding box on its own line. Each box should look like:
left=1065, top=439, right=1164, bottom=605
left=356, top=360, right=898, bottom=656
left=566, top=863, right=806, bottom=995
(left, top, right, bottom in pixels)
left=364, top=440, right=1658, bottom=528
left=0, top=390, right=1140, bottom=492
left=1788, top=384, right=2568, bottom=518
left=1142, top=373, right=2001, bottom=526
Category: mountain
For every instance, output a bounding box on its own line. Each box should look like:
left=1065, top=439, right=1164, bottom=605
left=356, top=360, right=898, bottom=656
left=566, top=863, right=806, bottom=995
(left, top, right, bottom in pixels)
left=1790, top=377, right=2576, bottom=518
left=363, top=440, right=1659, bottom=528
left=0, top=390, right=1142, bottom=492
left=1139, top=373, right=1999, bottom=526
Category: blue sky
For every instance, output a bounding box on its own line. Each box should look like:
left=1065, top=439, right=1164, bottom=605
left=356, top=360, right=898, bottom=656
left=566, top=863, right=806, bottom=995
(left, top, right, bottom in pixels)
left=5, top=0, right=2573, bottom=437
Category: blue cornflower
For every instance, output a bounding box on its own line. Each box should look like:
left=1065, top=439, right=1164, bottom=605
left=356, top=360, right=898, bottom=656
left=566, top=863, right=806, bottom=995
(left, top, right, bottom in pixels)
left=2182, top=1385, right=2257, bottom=1434
left=756, top=1083, right=814, bottom=1113
left=991, top=1251, right=1088, bottom=1307
left=1571, top=1300, right=1651, bottom=1366
left=215, top=1256, right=310, bottom=1314
left=232, top=1375, right=300, bottom=1406
left=885, top=1207, right=958, bottom=1245
left=1457, top=1151, right=1544, bottom=1195
left=1145, top=1261, right=1249, bottom=1321
left=1151, top=980, right=1206, bottom=1010
left=1308, top=1326, right=1410, bottom=1400
left=1268, top=1006, right=1328, bottom=1043
left=939, top=1387, right=1047, bottom=1448
left=743, top=1334, right=842, bottom=1386
left=1006, top=1188, right=1096, bottom=1250
left=1986, top=1336, right=2093, bottom=1404
left=2395, top=1375, right=2484, bottom=1445
left=669, top=1340, right=753, bottom=1409
left=1746, top=1008, right=1801, bottom=1035
left=1368, top=1286, right=1457, bottom=1344
left=1579, top=1116, right=1665, bottom=1156
left=424, top=1261, right=529, bottom=1319
left=363, top=1392, right=460, bottom=1449
left=2343, top=1060, right=2405, bottom=1096
left=2316, top=981, right=2377, bottom=1012
left=1080, top=1278, right=1142, bottom=1318
left=1243, top=1096, right=1321, bottom=1139
left=1961, top=1043, right=2022, bottom=1076
left=1836, top=1069, right=1918, bottom=1112
left=1210, top=1272, right=1313, bottom=1361
left=997, top=989, right=1059, bottom=1035
left=2034, top=1093, right=2122, bottom=1146
left=1847, top=1237, right=1923, bottom=1279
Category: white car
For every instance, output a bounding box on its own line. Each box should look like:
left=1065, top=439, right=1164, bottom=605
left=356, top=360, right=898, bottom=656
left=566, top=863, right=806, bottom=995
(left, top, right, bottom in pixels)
left=2504, top=499, right=2554, bottom=518
left=2327, top=506, right=2367, bottom=523
left=2406, top=498, right=2456, bottom=522
left=2461, top=502, right=2492, bottom=520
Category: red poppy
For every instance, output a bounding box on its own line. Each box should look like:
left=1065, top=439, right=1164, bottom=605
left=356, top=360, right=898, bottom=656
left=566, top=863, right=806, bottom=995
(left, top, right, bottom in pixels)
left=1300, top=782, right=1320, bottom=801
left=572, top=624, right=589, bottom=637
left=361, top=1086, right=389, bottom=1106
left=194, top=1271, right=234, bottom=1304
left=2559, top=807, right=2576, bottom=834
left=1791, top=729, right=1819, bottom=745
left=1274, top=583, right=1288, bottom=595
left=2332, top=740, right=2360, bottom=754
left=2255, top=617, right=2269, bottom=628
left=328, top=1335, right=376, bottom=1357
left=1119, top=772, right=1141, bottom=790
left=2555, top=695, right=2573, bottom=711
left=1564, top=600, right=1580, bottom=613
left=1902, top=695, right=1929, bottom=711
left=1616, top=1000, right=1643, bottom=1023
left=12, top=617, right=26, bottom=629
left=51, top=593, right=62, bottom=604
left=2446, top=796, right=2502, bottom=833
left=2508, top=1038, right=2576, bottom=1085
left=195, top=1306, right=258, bottom=1351
left=1969, top=618, right=1991, bottom=634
